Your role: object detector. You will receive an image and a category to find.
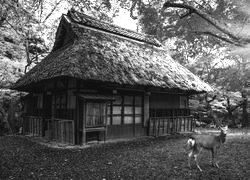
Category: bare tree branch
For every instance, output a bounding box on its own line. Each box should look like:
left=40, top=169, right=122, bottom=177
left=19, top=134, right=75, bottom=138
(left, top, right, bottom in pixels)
left=42, top=0, right=63, bottom=23
left=162, top=1, right=250, bottom=46
left=4, top=20, right=22, bottom=35
left=192, top=31, right=237, bottom=45
left=231, top=101, right=244, bottom=112
left=179, top=10, right=194, bottom=19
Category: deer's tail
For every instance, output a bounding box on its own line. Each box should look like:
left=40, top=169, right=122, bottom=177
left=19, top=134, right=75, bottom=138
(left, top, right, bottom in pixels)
left=187, top=138, right=195, bottom=149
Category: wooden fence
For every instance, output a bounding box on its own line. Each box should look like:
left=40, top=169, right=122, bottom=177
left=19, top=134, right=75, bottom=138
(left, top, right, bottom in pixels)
left=149, top=116, right=195, bottom=137
left=46, top=118, right=75, bottom=145
left=23, top=116, right=43, bottom=136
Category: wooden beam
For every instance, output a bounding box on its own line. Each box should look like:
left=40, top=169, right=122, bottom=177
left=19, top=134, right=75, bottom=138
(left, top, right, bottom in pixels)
left=133, top=96, right=135, bottom=137
left=143, top=95, right=149, bottom=127
left=82, top=100, right=86, bottom=145
left=72, top=120, right=75, bottom=144
left=75, top=80, right=80, bottom=144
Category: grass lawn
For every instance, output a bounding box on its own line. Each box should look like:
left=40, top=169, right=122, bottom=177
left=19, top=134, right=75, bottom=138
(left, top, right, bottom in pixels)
left=0, top=130, right=250, bottom=180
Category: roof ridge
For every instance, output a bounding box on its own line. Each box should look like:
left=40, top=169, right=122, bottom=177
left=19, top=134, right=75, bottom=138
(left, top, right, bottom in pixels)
left=67, top=9, right=162, bottom=47
left=71, top=9, right=154, bottom=38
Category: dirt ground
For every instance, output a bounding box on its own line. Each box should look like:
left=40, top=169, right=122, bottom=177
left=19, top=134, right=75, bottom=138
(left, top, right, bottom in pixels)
left=0, top=129, right=250, bottom=180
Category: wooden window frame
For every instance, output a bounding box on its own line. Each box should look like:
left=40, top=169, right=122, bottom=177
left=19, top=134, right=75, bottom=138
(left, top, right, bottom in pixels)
left=110, top=94, right=143, bottom=125
left=85, top=102, right=107, bottom=128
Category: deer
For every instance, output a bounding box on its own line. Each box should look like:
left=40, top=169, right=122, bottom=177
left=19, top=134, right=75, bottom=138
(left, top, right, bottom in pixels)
left=187, top=119, right=228, bottom=172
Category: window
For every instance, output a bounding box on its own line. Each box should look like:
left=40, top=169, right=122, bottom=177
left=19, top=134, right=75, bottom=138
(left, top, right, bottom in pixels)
left=109, top=95, right=143, bottom=125
left=124, top=96, right=133, bottom=124
left=86, top=103, right=106, bottom=127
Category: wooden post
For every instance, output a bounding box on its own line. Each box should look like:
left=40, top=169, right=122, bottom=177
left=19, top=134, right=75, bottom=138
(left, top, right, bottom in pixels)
left=178, top=117, right=180, bottom=132
left=152, top=117, right=156, bottom=136
left=56, top=120, right=58, bottom=141
left=148, top=118, right=152, bottom=136
left=175, top=117, right=177, bottom=133
left=28, top=117, right=30, bottom=134
left=191, top=117, right=193, bottom=131
left=75, top=80, right=80, bottom=145
left=34, top=117, right=36, bottom=136
left=175, top=117, right=178, bottom=133
left=166, top=117, right=169, bottom=134
left=48, top=119, right=50, bottom=140
left=36, top=117, right=38, bottom=135
left=162, top=118, right=165, bottom=135
left=67, top=122, right=69, bottom=144
left=38, top=117, right=40, bottom=135
left=104, top=103, right=108, bottom=142
left=157, top=118, right=160, bottom=136
left=32, top=117, right=34, bottom=136
left=82, top=101, right=86, bottom=145
left=133, top=96, right=136, bottom=137
left=179, top=117, right=181, bottom=132
left=183, top=117, right=186, bottom=132
left=72, top=120, right=75, bottom=144
left=37, top=117, right=39, bottom=136
left=61, top=121, right=64, bottom=144
left=143, top=95, right=150, bottom=128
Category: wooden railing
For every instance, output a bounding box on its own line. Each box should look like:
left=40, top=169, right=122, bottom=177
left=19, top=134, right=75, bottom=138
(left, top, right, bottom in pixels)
left=149, top=116, right=195, bottom=137
left=23, top=116, right=43, bottom=136
left=46, top=118, right=75, bottom=145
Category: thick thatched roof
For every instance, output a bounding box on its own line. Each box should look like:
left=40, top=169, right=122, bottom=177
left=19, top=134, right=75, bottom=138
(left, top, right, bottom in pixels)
left=12, top=9, right=212, bottom=93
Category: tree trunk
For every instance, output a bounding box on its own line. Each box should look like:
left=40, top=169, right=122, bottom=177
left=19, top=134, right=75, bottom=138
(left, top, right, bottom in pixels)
left=227, top=110, right=235, bottom=127
left=241, top=92, right=248, bottom=127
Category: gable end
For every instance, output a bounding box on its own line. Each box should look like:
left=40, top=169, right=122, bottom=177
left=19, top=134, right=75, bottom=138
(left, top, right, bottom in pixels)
left=52, top=15, right=77, bottom=51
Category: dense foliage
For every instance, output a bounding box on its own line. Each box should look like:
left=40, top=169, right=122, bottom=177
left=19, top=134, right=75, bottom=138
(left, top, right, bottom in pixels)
left=0, top=0, right=249, bottom=131
left=129, top=0, right=250, bottom=126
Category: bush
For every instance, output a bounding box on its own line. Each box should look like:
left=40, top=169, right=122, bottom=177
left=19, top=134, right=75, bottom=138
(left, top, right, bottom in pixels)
left=0, top=89, right=25, bottom=134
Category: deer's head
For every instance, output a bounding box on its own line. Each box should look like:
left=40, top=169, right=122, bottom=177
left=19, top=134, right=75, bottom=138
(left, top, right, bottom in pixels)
left=220, top=125, right=228, bottom=135
left=214, top=118, right=228, bottom=134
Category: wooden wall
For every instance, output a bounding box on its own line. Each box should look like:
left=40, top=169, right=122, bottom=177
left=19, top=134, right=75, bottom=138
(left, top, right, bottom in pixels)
left=107, top=124, right=146, bottom=139
left=150, top=93, right=187, bottom=109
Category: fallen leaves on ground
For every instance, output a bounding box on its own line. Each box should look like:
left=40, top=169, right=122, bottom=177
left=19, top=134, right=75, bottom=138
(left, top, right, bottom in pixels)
left=0, top=132, right=250, bottom=180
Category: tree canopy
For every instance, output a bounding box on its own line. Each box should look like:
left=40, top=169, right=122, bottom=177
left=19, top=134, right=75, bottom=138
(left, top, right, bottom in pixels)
left=0, top=0, right=249, bottom=126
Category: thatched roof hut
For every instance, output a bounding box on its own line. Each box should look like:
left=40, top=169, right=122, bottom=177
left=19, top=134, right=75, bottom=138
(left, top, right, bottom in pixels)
left=12, top=9, right=212, bottom=93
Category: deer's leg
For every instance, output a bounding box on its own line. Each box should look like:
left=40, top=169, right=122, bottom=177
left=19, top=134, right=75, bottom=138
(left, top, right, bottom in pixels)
left=188, top=151, right=193, bottom=169
left=211, top=148, right=220, bottom=168
left=211, top=148, right=215, bottom=166
left=194, top=148, right=203, bottom=172
left=214, top=147, right=220, bottom=168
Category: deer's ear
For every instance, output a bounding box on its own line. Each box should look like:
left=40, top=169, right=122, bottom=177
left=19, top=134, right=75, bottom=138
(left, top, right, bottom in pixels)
left=221, top=125, right=228, bottom=131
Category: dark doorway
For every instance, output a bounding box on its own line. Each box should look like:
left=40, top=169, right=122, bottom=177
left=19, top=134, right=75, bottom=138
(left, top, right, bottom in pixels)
left=43, top=94, right=52, bottom=136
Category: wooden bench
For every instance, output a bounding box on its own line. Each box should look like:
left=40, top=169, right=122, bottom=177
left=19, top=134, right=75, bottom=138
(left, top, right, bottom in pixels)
left=85, top=127, right=107, bottom=142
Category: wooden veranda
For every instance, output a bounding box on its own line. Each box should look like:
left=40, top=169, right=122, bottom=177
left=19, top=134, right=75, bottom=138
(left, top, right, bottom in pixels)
left=149, top=116, right=195, bottom=137
left=23, top=116, right=75, bottom=144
